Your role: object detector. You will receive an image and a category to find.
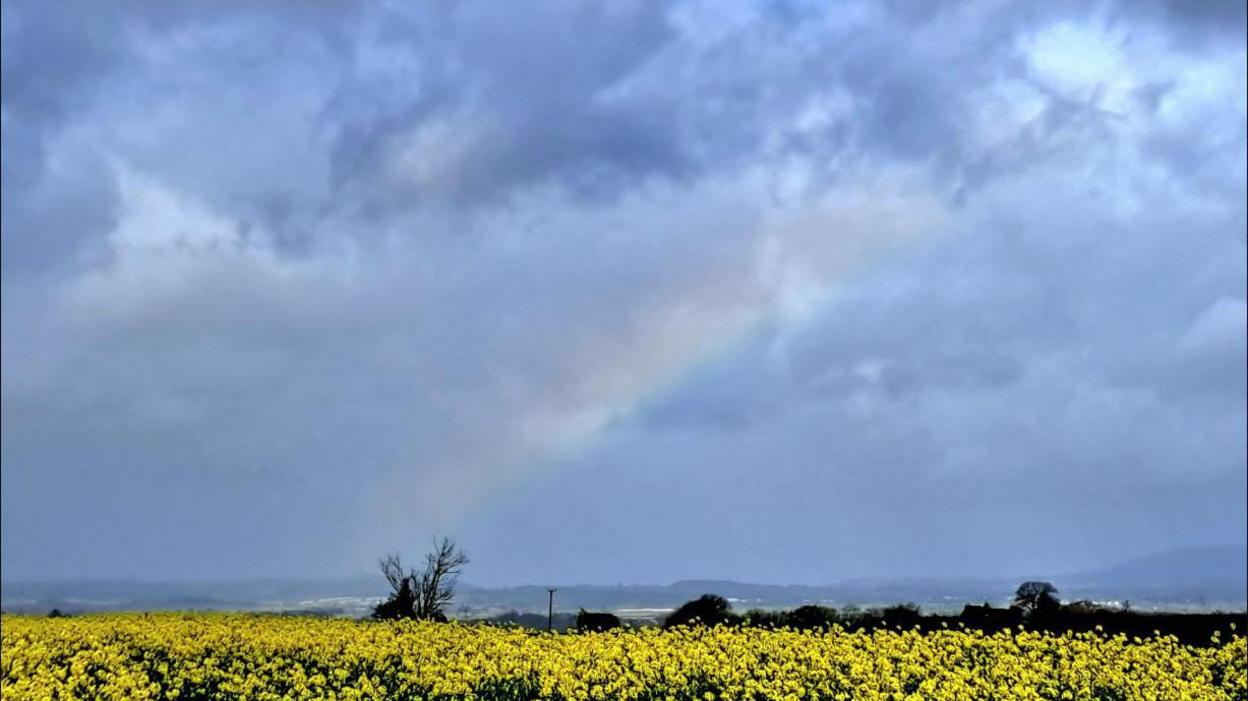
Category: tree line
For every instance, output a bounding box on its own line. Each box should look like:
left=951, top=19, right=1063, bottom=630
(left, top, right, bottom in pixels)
left=370, top=538, right=1243, bottom=646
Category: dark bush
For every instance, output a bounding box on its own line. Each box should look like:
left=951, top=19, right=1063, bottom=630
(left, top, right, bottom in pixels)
left=1014, top=581, right=1060, bottom=617
left=879, top=603, right=922, bottom=627
left=664, top=594, right=737, bottom=628
left=741, top=609, right=786, bottom=628
left=787, top=605, right=841, bottom=629
left=576, top=609, right=623, bottom=632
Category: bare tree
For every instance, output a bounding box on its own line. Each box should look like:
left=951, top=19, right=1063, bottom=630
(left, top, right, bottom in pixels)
left=414, top=536, right=470, bottom=621
left=373, top=553, right=418, bottom=620
left=373, top=536, right=470, bottom=621
left=379, top=552, right=405, bottom=592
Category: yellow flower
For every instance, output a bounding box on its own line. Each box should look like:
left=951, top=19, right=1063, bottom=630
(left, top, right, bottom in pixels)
left=1, top=612, right=1244, bottom=700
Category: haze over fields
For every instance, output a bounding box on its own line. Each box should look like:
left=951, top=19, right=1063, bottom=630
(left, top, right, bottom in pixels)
left=3, top=546, right=1245, bottom=619
left=2, top=1, right=1245, bottom=588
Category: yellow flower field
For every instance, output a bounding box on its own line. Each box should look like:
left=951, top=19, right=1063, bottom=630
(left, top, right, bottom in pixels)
left=2, top=613, right=1244, bottom=700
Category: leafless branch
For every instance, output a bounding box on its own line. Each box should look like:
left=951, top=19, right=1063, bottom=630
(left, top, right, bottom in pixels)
left=376, top=536, right=470, bottom=621
left=378, top=553, right=407, bottom=594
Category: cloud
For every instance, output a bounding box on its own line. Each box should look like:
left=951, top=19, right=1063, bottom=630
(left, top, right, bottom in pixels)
left=2, top=0, right=1244, bottom=581
left=323, top=1, right=684, bottom=211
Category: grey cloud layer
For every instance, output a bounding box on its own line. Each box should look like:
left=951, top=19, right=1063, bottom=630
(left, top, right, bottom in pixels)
left=2, top=0, right=1244, bottom=581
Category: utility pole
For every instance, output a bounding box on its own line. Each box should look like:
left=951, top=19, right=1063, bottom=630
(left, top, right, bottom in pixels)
left=547, top=587, right=557, bottom=632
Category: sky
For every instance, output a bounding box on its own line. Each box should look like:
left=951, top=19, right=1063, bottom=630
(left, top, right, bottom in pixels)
left=2, top=0, right=1245, bottom=586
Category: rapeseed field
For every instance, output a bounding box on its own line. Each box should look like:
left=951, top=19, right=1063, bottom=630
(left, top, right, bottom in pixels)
left=2, top=613, right=1243, bottom=700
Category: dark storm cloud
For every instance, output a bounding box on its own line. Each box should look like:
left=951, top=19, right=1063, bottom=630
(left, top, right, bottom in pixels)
left=1147, top=0, right=1248, bottom=45
left=0, top=1, right=367, bottom=270
left=324, top=1, right=687, bottom=209
left=2, top=0, right=1244, bottom=582
left=1, top=2, right=127, bottom=271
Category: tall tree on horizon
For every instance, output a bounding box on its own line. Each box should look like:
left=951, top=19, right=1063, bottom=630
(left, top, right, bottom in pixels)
left=373, top=536, right=469, bottom=621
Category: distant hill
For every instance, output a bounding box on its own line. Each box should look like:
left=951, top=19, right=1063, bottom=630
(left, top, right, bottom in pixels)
left=1058, top=545, right=1247, bottom=602
left=0, top=577, right=382, bottom=617
left=3, top=545, right=1244, bottom=616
